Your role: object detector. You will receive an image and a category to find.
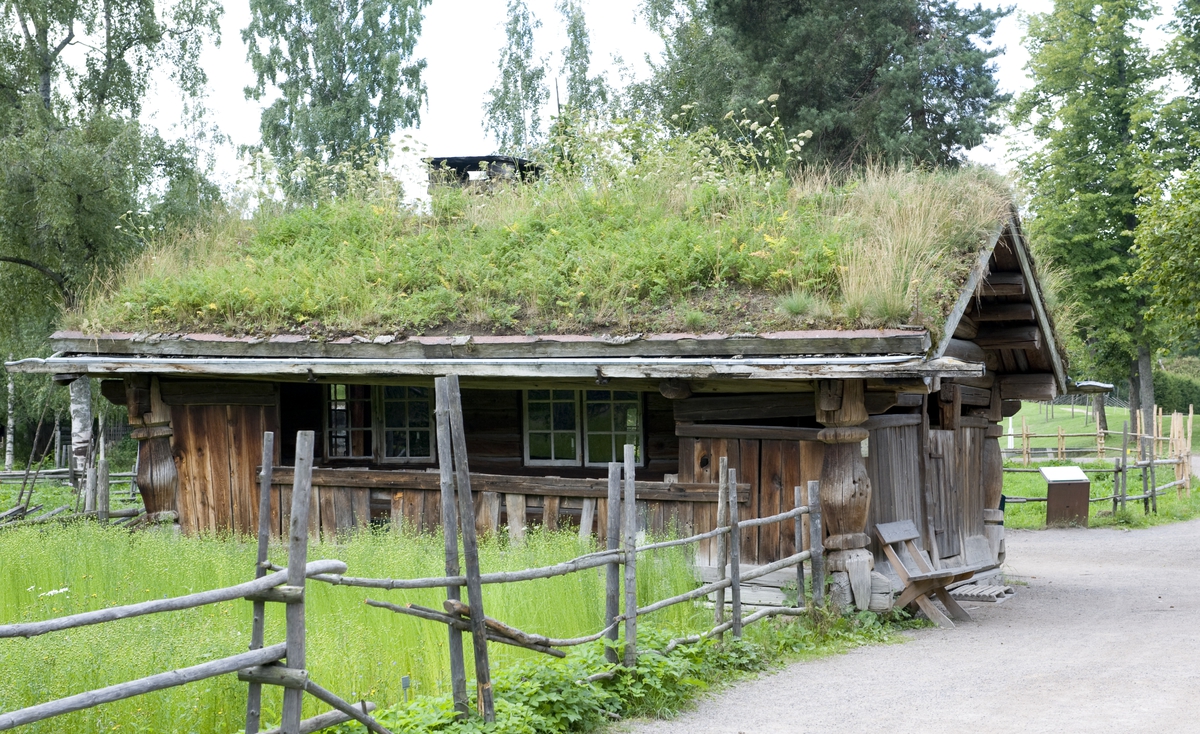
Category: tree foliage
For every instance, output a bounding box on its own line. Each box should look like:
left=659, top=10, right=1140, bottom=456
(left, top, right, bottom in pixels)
left=630, top=0, right=1008, bottom=165
left=243, top=0, right=430, bottom=174
left=0, top=0, right=221, bottom=325
left=557, top=0, right=606, bottom=112
left=1011, top=0, right=1160, bottom=382
left=484, top=0, right=549, bottom=153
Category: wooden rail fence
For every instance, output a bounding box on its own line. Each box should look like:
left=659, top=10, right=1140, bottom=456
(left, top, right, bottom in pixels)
left=0, top=374, right=832, bottom=730
left=0, top=431, right=392, bottom=734
left=1003, top=409, right=1195, bottom=516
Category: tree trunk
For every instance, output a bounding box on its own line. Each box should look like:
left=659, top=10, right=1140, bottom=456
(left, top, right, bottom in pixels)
left=1129, top=361, right=1139, bottom=433
left=5, top=362, right=14, bottom=471
left=1137, top=345, right=1155, bottom=457
left=1093, top=393, right=1108, bottom=433
left=69, top=378, right=93, bottom=476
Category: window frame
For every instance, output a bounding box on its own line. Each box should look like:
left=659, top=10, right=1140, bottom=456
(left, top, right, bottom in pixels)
left=322, top=383, right=436, bottom=465
left=375, top=385, right=437, bottom=465
left=323, top=383, right=375, bottom=461
left=521, top=389, right=645, bottom=468
left=581, top=390, right=645, bottom=468
left=522, top=389, right=583, bottom=467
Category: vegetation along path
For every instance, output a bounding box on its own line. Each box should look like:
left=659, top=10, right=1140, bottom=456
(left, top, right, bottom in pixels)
left=622, top=520, right=1200, bottom=734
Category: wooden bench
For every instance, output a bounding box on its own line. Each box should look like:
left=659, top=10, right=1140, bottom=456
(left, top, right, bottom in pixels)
left=876, top=520, right=982, bottom=628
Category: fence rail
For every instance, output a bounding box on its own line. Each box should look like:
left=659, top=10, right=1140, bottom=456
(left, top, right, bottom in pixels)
left=0, top=375, right=832, bottom=730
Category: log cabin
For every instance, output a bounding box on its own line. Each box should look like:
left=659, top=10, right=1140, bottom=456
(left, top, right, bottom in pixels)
left=5, top=192, right=1072, bottom=610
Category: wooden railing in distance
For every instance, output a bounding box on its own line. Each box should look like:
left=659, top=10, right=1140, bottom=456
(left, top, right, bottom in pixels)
left=0, top=432, right=394, bottom=734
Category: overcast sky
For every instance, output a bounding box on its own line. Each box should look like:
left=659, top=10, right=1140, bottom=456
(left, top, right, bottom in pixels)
left=141, top=0, right=1174, bottom=196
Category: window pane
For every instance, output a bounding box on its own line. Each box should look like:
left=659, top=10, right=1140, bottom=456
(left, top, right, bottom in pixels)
left=588, top=434, right=612, bottom=464
left=552, top=389, right=575, bottom=401
left=384, top=401, right=405, bottom=428
left=528, top=389, right=550, bottom=400
left=615, top=403, right=640, bottom=431
left=350, top=400, right=371, bottom=429
left=553, top=432, right=576, bottom=460
left=330, top=404, right=348, bottom=429
left=348, top=384, right=371, bottom=401
left=613, top=390, right=638, bottom=400
left=528, top=402, right=551, bottom=431
left=410, top=430, right=431, bottom=457
left=553, top=401, right=576, bottom=431
left=587, top=402, right=611, bottom=433
left=333, top=385, right=346, bottom=400
left=585, top=390, right=609, bottom=401
left=409, top=386, right=429, bottom=398
left=385, top=430, right=407, bottom=458
left=529, top=432, right=552, bottom=460
left=384, top=385, right=405, bottom=400
left=409, top=399, right=430, bottom=428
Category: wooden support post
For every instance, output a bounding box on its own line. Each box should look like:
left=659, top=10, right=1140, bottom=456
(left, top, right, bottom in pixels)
left=505, top=493, right=526, bottom=543
left=281, top=431, right=314, bottom=734
left=69, top=377, right=92, bottom=488
left=433, top=380, right=469, bottom=717
left=96, top=458, right=110, bottom=524
left=443, top=376, right=493, bottom=722
left=807, top=480, right=824, bottom=608
left=1057, top=426, right=1065, bottom=460
left=579, top=498, right=596, bottom=540
left=1120, top=422, right=1129, bottom=513
left=728, top=466, right=742, bottom=638
left=622, top=444, right=637, bottom=667
left=815, top=379, right=872, bottom=611
left=245, top=432, right=275, bottom=734
left=1022, top=416, right=1030, bottom=467
left=793, top=485, right=805, bottom=607
left=544, top=496, right=560, bottom=531
left=714, top=457, right=729, bottom=635
left=605, top=463, right=621, bottom=665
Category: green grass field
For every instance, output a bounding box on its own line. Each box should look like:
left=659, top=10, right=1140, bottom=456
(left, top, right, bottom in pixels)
left=1001, top=402, right=1199, bottom=529
left=0, top=525, right=703, bottom=733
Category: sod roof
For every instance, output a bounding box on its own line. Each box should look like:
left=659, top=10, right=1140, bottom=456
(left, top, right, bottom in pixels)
left=75, top=165, right=1024, bottom=348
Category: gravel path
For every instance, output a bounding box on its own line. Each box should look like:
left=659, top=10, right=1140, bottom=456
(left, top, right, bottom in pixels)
left=622, top=519, right=1200, bottom=733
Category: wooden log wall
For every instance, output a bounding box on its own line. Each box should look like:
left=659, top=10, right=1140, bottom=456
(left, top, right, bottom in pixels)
left=678, top=437, right=822, bottom=566
left=171, top=403, right=279, bottom=535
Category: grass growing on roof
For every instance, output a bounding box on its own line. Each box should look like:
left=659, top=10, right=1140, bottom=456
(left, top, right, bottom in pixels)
left=76, top=124, right=1010, bottom=338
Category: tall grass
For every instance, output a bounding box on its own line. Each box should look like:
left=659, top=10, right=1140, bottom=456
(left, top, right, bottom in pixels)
left=0, top=525, right=700, bottom=733
left=75, top=129, right=1012, bottom=339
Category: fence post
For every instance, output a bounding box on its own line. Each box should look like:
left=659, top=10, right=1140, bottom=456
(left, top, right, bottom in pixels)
left=793, top=485, right=805, bottom=608
left=713, top=457, right=729, bottom=636
left=1021, top=417, right=1029, bottom=467
left=727, top=467, right=742, bottom=638
left=444, top=375, right=494, bottom=722
left=281, top=431, right=314, bottom=734
left=434, top=380, right=469, bottom=716
left=245, top=432, right=274, bottom=734
left=604, top=462, right=621, bottom=665
left=807, top=481, right=824, bottom=608
left=1119, top=421, right=1128, bottom=513
left=622, top=444, right=637, bottom=667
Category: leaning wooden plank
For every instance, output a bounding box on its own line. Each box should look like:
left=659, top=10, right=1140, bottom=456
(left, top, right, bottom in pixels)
left=444, top=375, right=494, bottom=721
left=0, top=643, right=285, bottom=730
left=303, top=680, right=393, bottom=734
left=365, top=600, right=566, bottom=657
left=605, top=462, right=621, bottom=664
left=433, top=378, right=470, bottom=716
left=257, top=703, right=377, bottom=734
left=622, top=445, right=638, bottom=667
left=0, top=560, right=345, bottom=639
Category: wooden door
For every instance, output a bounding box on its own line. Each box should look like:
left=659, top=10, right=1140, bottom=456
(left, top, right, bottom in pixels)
left=865, top=421, right=925, bottom=557
left=927, top=430, right=962, bottom=560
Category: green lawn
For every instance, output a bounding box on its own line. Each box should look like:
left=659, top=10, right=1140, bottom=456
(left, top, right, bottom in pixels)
left=1003, top=401, right=1197, bottom=454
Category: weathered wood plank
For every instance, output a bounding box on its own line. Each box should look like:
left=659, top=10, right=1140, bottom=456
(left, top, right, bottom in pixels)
left=979, top=271, right=1025, bottom=296
left=677, top=424, right=823, bottom=442
left=975, top=303, right=1035, bottom=322
left=758, top=440, right=783, bottom=564
left=999, top=373, right=1058, bottom=401
left=267, top=467, right=748, bottom=502
left=159, top=379, right=277, bottom=406
left=974, top=326, right=1041, bottom=351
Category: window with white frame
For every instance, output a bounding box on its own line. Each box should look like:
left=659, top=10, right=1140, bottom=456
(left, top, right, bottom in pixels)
left=325, top=384, right=434, bottom=462
left=524, top=389, right=642, bottom=467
